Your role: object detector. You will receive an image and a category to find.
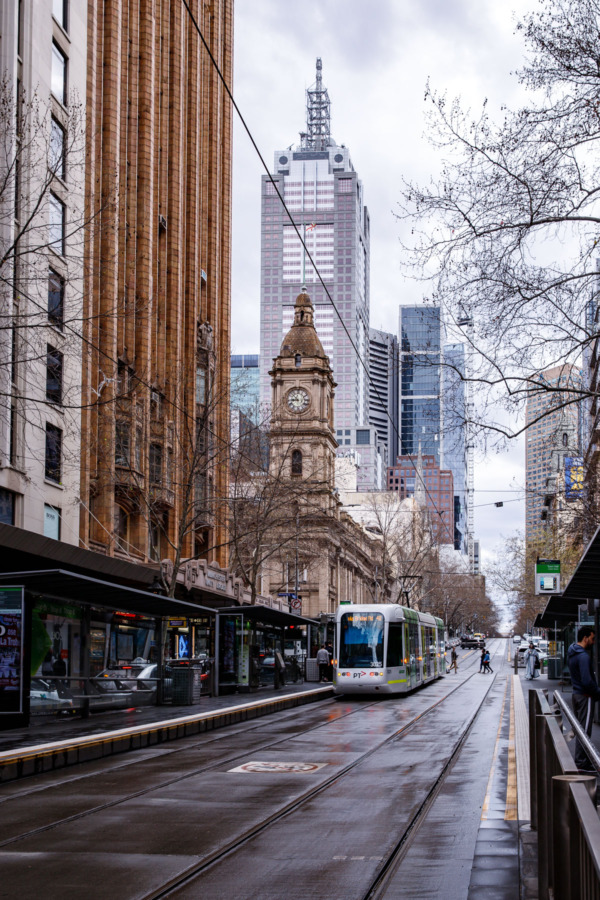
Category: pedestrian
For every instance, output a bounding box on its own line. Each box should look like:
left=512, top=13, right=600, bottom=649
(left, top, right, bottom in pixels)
left=483, top=649, right=493, bottom=674
left=316, top=645, right=330, bottom=683
left=524, top=643, right=540, bottom=681
left=447, top=645, right=458, bottom=674
left=567, top=625, right=600, bottom=774
left=479, top=648, right=486, bottom=673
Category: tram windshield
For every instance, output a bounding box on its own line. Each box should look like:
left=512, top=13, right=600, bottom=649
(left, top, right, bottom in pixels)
left=339, top=612, right=384, bottom=668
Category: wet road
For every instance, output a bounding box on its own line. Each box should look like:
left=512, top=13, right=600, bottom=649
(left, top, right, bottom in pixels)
left=0, top=640, right=520, bottom=900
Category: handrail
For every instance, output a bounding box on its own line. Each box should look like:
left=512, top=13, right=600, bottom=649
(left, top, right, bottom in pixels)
left=554, top=691, right=600, bottom=772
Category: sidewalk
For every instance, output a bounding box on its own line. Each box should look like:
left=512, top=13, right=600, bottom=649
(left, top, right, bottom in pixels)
left=0, top=681, right=334, bottom=783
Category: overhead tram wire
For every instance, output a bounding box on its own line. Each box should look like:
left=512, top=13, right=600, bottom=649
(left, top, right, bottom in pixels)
left=180, top=0, right=457, bottom=547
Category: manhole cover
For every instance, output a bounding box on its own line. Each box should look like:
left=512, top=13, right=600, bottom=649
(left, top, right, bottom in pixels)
left=228, top=761, right=327, bottom=774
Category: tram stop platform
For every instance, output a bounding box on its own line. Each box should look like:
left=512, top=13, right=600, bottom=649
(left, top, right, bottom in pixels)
left=0, top=681, right=333, bottom=783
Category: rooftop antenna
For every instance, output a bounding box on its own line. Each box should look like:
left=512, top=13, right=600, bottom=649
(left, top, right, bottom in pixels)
left=302, top=58, right=331, bottom=151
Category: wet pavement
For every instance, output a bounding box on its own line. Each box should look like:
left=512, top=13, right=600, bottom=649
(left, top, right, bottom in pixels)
left=2, top=640, right=590, bottom=899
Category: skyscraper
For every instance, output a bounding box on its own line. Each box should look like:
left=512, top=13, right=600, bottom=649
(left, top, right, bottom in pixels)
left=259, top=59, right=370, bottom=439
left=369, top=328, right=399, bottom=467
left=399, top=305, right=443, bottom=465
left=443, top=343, right=468, bottom=552
left=525, top=365, right=581, bottom=543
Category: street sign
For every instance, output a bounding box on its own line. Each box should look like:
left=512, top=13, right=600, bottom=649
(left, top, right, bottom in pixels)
left=535, top=559, right=561, bottom=595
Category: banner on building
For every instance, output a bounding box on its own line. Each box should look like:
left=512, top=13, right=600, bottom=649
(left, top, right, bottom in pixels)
left=565, top=456, right=584, bottom=501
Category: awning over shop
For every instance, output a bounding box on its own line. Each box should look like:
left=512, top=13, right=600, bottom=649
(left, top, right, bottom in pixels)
left=536, top=526, right=600, bottom=628
left=216, top=605, right=318, bottom=629
left=0, top=570, right=216, bottom=619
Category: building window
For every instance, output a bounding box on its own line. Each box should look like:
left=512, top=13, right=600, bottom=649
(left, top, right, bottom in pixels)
left=49, top=193, right=65, bottom=255
left=115, top=422, right=130, bottom=466
left=114, top=505, right=129, bottom=543
left=291, top=449, right=302, bottom=476
left=49, top=117, right=66, bottom=180
left=562, top=432, right=569, bottom=447
left=135, top=425, right=143, bottom=470
left=149, top=443, right=163, bottom=484
left=196, top=367, right=206, bottom=404
left=356, top=429, right=370, bottom=445
left=46, top=345, right=63, bottom=404
left=48, top=268, right=64, bottom=327
left=51, top=42, right=67, bottom=104
left=45, top=423, right=62, bottom=482
left=43, top=504, right=61, bottom=539
left=0, top=488, right=16, bottom=525
left=295, top=354, right=302, bottom=367
left=52, top=0, right=68, bottom=31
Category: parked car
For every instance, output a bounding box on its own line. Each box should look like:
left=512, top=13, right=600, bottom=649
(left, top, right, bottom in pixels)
left=29, top=678, right=74, bottom=715
left=460, top=634, right=485, bottom=649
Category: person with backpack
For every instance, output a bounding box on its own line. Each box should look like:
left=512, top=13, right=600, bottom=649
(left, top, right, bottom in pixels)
left=483, top=649, right=493, bottom=673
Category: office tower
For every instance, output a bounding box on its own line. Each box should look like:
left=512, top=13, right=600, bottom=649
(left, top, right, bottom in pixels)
left=443, top=343, right=468, bottom=553
left=525, top=365, right=581, bottom=543
left=369, top=328, right=399, bottom=467
left=259, top=59, right=370, bottom=440
left=0, top=2, right=88, bottom=543
left=399, top=305, right=443, bottom=466
left=473, top=540, right=481, bottom=575
left=387, top=451, right=455, bottom=545
left=231, top=354, right=260, bottom=421
left=80, top=1, right=233, bottom=568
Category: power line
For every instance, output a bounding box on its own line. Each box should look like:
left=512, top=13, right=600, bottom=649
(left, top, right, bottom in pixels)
left=180, top=0, right=457, bottom=547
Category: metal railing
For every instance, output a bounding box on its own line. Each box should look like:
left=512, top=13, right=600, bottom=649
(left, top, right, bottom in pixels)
left=530, top=689, right=600, bottom=899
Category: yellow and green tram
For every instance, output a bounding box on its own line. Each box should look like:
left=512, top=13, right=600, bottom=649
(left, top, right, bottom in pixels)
left=333, top=603, right=446, bottom=695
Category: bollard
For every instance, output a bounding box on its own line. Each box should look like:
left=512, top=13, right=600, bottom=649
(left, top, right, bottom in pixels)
left=514, top=651, right=518, bottom=675
left=552, top=775, right=596, bottom=900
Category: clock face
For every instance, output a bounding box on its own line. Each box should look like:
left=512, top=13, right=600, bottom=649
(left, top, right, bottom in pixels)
left=287, top=388, right=310, bottom=413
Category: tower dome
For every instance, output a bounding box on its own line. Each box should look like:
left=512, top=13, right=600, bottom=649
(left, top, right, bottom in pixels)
left=279, top=291, right=326, bottom=360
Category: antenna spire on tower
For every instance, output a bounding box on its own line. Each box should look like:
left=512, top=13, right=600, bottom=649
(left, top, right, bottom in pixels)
left=301, top=57, right=332, bottom=151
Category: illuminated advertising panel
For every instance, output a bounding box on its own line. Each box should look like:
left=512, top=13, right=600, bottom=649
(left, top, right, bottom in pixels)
left=0, top=586, right=25, bottom=715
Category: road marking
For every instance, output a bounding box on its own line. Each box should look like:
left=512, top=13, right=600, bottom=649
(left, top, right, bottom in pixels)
left=505, top=676, right=518, bottom=819
left=228, top=761, right=327, bottom=774
left=482, top=675, right=510, bottom=819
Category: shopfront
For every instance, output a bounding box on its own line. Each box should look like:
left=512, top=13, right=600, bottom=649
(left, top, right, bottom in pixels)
left=0, top=569, right=217, bottom=728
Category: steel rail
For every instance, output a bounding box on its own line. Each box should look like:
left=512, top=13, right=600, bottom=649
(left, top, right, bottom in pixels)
left=135, top=670, right=490, bottom=900
left=554, top=690, right=600, bottom=772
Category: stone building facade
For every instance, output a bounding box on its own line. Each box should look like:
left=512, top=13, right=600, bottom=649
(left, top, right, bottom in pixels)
left=263, top=290, right=383, bottom=618
left=80, top=0, right=233, bottom=573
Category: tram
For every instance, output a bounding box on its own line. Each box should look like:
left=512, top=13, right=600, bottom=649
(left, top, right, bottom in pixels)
left=333, top=603, right=446, bottom=695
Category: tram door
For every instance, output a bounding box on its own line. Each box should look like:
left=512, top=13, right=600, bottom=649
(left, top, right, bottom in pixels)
left=386, top=624, right=404, bottom=685
left=409, top=622, right=420, bottom=684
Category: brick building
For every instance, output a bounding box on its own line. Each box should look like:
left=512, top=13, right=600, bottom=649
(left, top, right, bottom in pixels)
left=80, top=0, right=233, bottom=576
left=387, top=453, right=455, bottom=546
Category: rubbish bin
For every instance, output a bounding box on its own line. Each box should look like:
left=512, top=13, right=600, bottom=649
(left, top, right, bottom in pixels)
left=171, top=665, right=194, bottom=704
left=547, top=657, right=561, bottom=680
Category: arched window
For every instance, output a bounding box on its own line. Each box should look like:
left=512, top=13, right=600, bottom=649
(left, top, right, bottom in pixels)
left=291, top=449, right=303, bottom=475
left=562, top=432, right=568, bottom=447
left=295, top=353, right=302, bottom=367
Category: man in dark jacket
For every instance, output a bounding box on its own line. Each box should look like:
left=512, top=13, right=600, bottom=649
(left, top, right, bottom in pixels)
left=567, top=625, right=600, bottom=773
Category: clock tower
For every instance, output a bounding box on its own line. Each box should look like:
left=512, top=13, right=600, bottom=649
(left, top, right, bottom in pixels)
left=269, top=290, right=337, bottom=513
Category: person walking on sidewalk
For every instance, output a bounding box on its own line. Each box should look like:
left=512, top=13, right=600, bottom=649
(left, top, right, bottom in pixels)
left=524, top=642, right=540, bottom=680
left=447, top=645, right=458, bottom=674
left=567, top=626, right=600, bottom=773
left=316, top=645, right=330, bottom=683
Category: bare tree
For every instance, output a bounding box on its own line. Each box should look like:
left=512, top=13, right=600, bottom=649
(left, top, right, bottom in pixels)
left=398, top=0, right=600, bottom=444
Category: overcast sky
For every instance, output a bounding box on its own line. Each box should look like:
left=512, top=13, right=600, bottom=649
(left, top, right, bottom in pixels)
left=230, top=0, right=542, bottom=625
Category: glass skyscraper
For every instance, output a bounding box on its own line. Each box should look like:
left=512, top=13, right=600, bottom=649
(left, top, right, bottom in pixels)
left=369, top=328, right=399, bottom=468
left=259, top=60, right=370, bottom=434
left=399, top=305, right=443, bottom=465
left=443, top=343, right=468, bottom=552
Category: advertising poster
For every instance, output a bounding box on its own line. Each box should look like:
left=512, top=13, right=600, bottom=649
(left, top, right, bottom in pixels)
left=0, top=587, right=24, bottom=715
left=565, top=456, right=584, bottom=501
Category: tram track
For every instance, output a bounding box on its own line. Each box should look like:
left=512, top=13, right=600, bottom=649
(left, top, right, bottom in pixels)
left=0, top=643, right=504, bottom=900
left=116, top=669, right=492, bottom=900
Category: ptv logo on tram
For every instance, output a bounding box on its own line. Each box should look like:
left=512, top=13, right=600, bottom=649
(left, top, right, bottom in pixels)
left=352, top=671, right=367, bottom=678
